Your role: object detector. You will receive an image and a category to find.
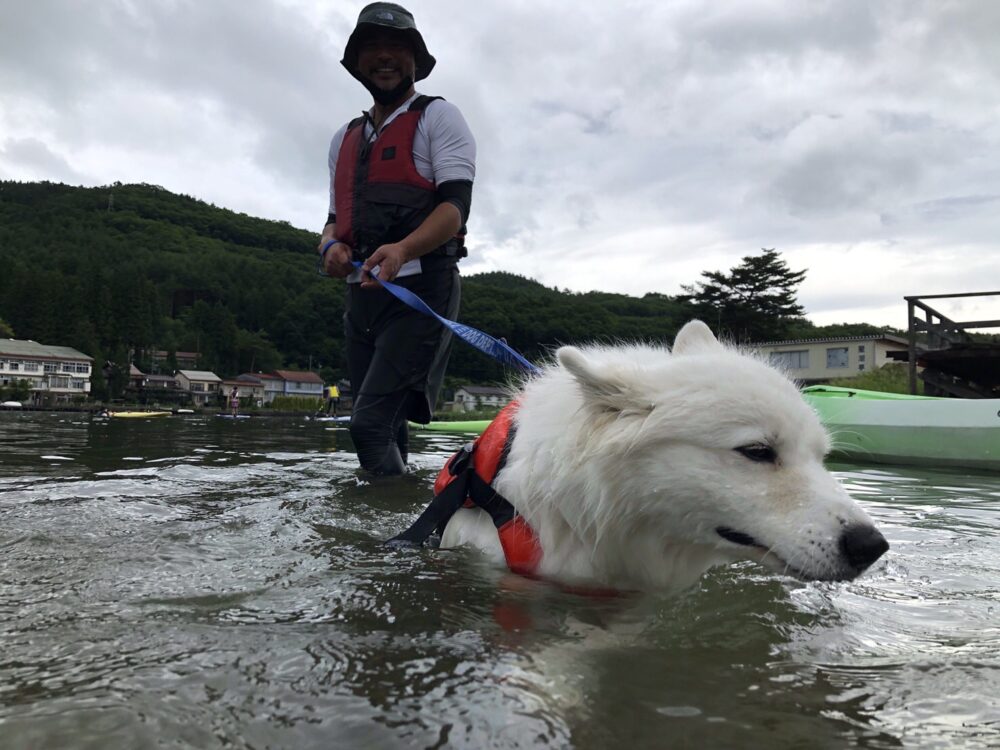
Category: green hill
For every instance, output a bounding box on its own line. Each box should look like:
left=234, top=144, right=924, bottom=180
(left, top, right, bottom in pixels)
left=0, top=181, right=702, bottom=394
left=0, top=180, right=898, bottom=399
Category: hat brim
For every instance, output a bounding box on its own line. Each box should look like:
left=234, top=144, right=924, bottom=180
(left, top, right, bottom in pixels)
left=341, top=24, right=436, bottom=82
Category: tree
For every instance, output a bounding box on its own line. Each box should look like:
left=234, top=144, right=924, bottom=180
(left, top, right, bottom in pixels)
left=0, top=378, right=31, bottom=402
left=235, top=328, right=283, bottom=374
left=681, top=249, right=806, bottom=342
left=0, top=317, right=14, bottom=338
left=9, top=183, right=881, bottom=386
left=182, top=301, right=239, bottom=374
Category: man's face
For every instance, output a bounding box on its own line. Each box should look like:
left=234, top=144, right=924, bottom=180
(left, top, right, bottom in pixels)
left=356, top=30, right=416, bottom=92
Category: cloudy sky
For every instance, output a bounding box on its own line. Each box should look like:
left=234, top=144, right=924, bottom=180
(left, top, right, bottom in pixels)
left=2, top=0, right=998, bottom=329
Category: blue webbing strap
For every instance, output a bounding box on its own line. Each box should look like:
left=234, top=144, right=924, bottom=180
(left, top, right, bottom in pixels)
left=353, top=261, right=540, bottom=375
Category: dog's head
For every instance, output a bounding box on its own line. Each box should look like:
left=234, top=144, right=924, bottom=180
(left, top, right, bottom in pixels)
left=551, top=320, right=888, bottom=586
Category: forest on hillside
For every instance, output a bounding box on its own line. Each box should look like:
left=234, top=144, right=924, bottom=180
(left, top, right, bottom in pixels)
left=0, top=181, right=894, bottom=399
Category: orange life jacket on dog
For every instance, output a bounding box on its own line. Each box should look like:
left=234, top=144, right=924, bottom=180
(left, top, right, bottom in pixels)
left=389, top=401, right=542, bottom=576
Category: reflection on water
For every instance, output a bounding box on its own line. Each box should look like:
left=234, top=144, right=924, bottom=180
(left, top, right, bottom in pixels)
left=1, top=413, right=999, bottom=748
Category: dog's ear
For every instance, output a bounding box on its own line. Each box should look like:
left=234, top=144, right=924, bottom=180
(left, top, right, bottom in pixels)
left=557, top=346, right=644, bottom=414
left=671, top=320, right=723, bottom=356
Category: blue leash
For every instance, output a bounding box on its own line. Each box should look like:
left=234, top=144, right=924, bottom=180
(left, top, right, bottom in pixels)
left=321, top=250, right=540, bottom=374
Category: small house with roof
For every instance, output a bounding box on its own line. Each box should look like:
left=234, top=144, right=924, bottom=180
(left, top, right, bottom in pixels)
left=234, top=374, right=270, bottom=406
left=452, top=384, right=511, bottom=412
left=246, top=373, right=284, bottom=405
left=128, top=364, right=145, bottom=390
left=222, top=377, right=264, bottom=408
left=273, top=369, right=325, bottom=401
left=175, top=369, right=222, bottom=406
left=143, top=373, right=179, bottom=392
left=123, top=365, right=182, bottom=404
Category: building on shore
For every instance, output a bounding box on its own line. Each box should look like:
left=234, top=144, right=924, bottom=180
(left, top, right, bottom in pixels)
left=750, top=334, right=910, bottom=384
left=122, top=365, right=182, bottom=404
left=175, top=370, right=222, bottom=407
left=143, top=373, right=179, bottom=392
left=232, top=374, right=269, bottom=407
left=222, top=378, right=265, bottom=408
left=451, top=384, right=512, bottom=412
left=0, top=339, right=93, bottom=403
left=239, top=372, right=284, bottom=405
left=272, top=369, right=325, bottom=402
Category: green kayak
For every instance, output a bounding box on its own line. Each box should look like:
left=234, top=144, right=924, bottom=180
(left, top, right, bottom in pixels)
left=410, top=419, right=491, bottom=433
left=800, top=385, right=937, bottom=401
left=414, top=386, right=1000, bottom=472
left=801, top=386, right=1000, bottom=472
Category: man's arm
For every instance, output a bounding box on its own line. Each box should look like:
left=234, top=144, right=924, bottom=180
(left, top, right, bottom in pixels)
left=317, top=217, right=354, bottom=278
left=319, top=125, right=354, bottom=278
left=359, top=201, right=462, bottom=287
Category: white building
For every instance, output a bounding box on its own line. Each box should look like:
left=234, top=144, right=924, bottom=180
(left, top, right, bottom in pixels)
left=253, top=373, right=285, bottom=405
left=0, top=339, right=92, bottom=403
left=273, top=370, right=325, bottom=401
left=233, top=374, right=270, bottom=406
left=452, top=385, right=511, bottom=412
left=750, top=334, right=910, bottom=383
left=222, top=377, right=264, bottom=407
left=175, top=370, right=222, bottom=406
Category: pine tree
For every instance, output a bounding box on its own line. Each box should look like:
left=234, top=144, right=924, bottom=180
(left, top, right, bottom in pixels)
left=681, top=249, right=806, bottom=341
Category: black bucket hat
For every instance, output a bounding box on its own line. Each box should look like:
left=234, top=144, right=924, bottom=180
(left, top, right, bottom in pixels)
left=341, top=3, right=436, bottom=82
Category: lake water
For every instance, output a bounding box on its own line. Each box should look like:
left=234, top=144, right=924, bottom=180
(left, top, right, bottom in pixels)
left=1, top=412, right=999, bottom=749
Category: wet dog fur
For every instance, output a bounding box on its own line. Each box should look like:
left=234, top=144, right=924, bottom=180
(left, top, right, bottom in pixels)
left=440, top=320, right=888, bottom=591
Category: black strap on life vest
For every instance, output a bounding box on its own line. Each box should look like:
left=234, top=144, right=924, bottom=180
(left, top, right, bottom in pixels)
left=386, top=423, right=519, bottom=548
left=409, top=94, right=442, bottom=112
left=386, top=443, right=475, bottom=547
left=407, top=95, right=467, bottom=259
left=348, top=95, right=441, bottom=134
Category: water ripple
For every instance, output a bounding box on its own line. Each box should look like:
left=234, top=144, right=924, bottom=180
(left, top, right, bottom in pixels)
left=1, top=415, right=999, bottom=747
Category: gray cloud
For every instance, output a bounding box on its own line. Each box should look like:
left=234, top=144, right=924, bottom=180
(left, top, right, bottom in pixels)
left=0, top=137, right=87, bottom=183
left=1, top=0, right=998, bottom=327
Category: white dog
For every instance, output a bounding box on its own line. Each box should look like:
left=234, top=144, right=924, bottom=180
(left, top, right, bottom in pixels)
left=438, top=320, right=888, bottom=591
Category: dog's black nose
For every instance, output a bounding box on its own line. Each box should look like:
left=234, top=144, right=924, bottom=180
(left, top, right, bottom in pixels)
left=838, top=524, right=889, bottom=570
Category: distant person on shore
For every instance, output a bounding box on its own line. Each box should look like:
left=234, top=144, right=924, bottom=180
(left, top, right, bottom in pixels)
left=229, top=387, right=240, bottom=417
left=318, top=3, right=476, bottom=475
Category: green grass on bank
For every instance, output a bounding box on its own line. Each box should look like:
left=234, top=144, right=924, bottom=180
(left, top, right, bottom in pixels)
left=828, top=363, right=923, bottom=395
left=430, top=407, right=502, bottom=422
left=269, top=396, right=324, bottom=412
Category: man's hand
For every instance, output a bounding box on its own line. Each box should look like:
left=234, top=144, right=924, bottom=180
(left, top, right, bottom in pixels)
left=360, top=242, right=412, bottom=288
left=318, top=238, right=354, bottom=278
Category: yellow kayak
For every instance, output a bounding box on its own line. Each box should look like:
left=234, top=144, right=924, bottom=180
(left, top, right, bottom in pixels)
left=107, top=411, right=172, bottom=419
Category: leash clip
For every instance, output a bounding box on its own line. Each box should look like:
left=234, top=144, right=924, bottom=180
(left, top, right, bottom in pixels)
left=448, top=441, right=475, bottom=476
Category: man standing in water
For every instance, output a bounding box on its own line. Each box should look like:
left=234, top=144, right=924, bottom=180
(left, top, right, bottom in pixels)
left=319, top=3, right=476, bottom=475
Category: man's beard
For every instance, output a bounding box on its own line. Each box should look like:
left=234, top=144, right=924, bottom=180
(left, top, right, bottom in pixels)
left=362, top=74, right=414, bottom=106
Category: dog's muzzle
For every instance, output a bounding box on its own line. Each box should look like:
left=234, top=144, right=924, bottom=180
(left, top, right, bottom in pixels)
left=716, top=523, right=889, bottom=581
left=838, top=523, right=889, bottom=573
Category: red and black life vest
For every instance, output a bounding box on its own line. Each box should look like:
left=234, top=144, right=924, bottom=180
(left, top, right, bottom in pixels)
left=388, top=401, right=543, bottom=576
left=334, top=95, right=464, bottom=260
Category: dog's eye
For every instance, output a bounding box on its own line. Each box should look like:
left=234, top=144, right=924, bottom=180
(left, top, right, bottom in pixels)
left=716, top=526, right=759, bottom=547
left=736, top=443, right=777, bottom=463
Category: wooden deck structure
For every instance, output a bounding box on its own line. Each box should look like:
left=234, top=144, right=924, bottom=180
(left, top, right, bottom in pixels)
left=904, top=291, right=1000, bottom=397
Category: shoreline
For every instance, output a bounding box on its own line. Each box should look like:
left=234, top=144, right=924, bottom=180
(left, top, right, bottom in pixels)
left=0, top=404, right=334, bottom=418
